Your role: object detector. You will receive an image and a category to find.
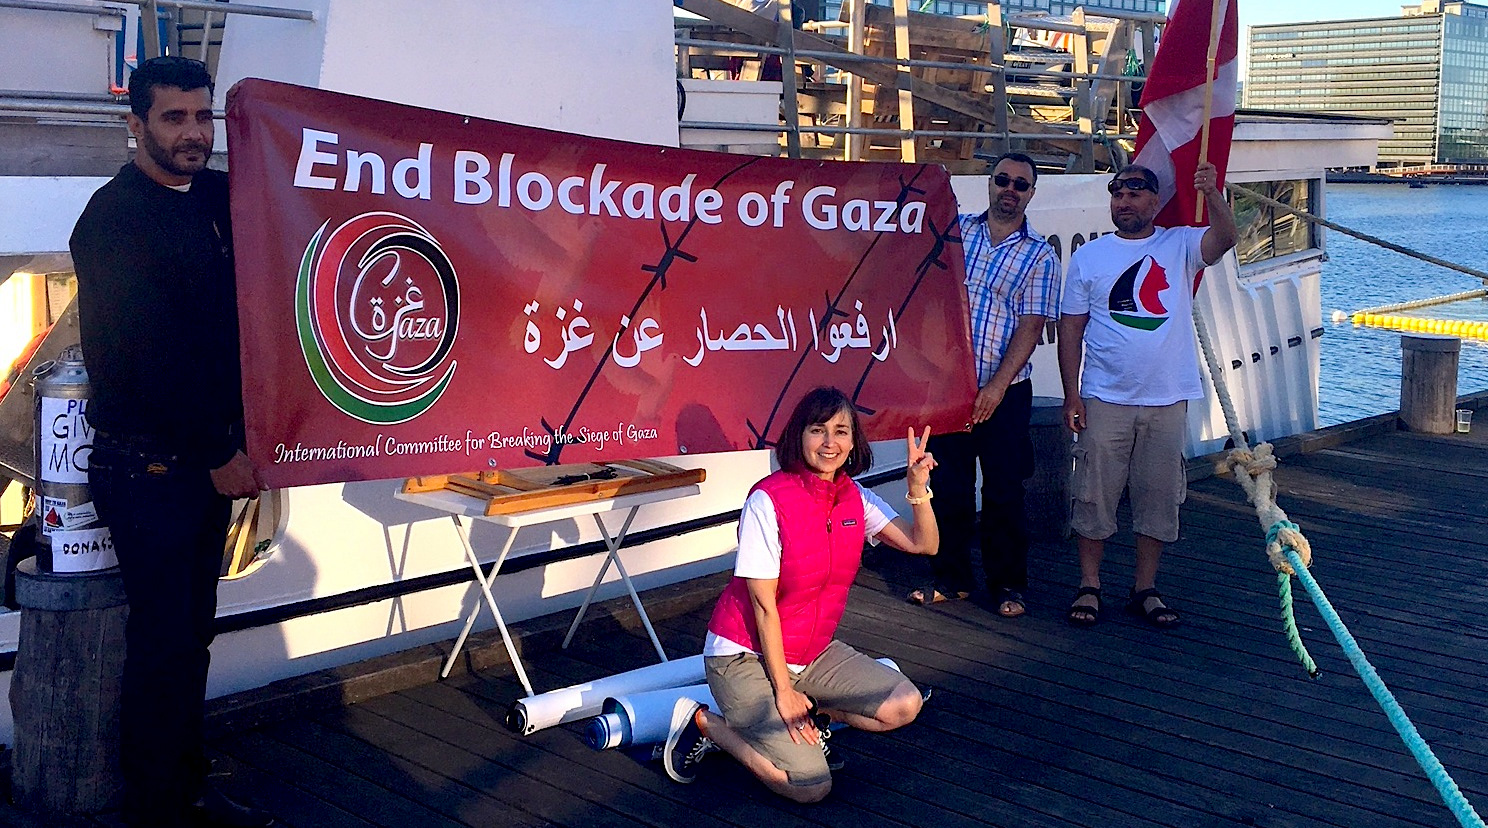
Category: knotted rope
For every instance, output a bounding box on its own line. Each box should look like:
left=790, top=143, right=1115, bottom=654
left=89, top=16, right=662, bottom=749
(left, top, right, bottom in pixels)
left=1191, top=307, right=1317, bottom=674
left=1192, top=302, right=1485, bottom=828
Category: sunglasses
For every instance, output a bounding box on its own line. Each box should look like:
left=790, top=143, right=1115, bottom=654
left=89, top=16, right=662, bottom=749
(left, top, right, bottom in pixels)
left=1108, top=177, right=1158, bottom=194
left=993, top=173, right=1033, bottom=193
left=139, top=55, right=207, bottom=69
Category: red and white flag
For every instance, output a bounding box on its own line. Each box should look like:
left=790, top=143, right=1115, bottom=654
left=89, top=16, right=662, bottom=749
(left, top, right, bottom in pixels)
left=1132, top=0, right=1239, bottom=230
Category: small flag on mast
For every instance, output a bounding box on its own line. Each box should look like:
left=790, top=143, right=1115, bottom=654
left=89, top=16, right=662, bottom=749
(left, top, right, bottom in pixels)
left=1132, top=0, right=1239, bottom=231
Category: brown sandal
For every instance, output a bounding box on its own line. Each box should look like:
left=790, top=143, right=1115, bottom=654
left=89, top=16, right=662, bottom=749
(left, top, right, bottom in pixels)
left=995, top=588, right=1027, bottom=618
left=906, top=587, right=969, bottom=606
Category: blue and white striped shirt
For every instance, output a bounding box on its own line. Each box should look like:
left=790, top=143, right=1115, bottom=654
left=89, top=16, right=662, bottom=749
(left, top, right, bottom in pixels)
left=958, top=212, right=1062, bottom=387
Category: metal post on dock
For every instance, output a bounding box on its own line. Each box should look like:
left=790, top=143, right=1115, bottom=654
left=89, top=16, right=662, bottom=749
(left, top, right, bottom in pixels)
left=1399, top=334, right=1461, bottom=434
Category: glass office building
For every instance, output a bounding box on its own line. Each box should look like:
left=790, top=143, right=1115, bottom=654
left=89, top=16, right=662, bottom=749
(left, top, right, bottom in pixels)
left=1245, top=1, right=1488, bottom=168
left=1439, top=5, right=1488, bottom=161
left=823, top=0, right=1165, bottom=22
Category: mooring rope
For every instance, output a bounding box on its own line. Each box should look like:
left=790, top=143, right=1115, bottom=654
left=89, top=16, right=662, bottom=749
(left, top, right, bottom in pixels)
left=1191, top=307, right=1317, bottom=671
left=1353, top=288, right=1488, bottom=316
left=1191, top=302, right=1487, bottom=827
left=1227, top=184, right=1488, bottom=286
left=1284, top=547, right=1486, bottom=828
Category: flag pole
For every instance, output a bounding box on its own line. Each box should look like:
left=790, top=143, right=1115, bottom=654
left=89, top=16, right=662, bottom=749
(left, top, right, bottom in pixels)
left=1194, top=0, right=1225, bottom=223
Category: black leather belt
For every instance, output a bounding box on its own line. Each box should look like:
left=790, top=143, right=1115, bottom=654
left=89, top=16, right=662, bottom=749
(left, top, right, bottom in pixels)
left=91, top=430, right=184, bottom=474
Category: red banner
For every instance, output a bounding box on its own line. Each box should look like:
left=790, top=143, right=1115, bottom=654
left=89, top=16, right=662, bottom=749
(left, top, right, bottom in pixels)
left=226, top=80, right=975, bottom=488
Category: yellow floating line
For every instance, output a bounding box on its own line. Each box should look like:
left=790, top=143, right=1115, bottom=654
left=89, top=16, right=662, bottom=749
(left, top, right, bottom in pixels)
left=1353, top=313, right=1488, bottom=340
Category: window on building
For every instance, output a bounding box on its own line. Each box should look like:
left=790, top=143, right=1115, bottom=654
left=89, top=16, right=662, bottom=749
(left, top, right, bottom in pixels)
left=1231, top=180, right=1317, bottom=266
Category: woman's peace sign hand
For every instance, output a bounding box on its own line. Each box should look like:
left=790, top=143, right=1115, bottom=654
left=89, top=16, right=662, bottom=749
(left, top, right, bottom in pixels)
left=906, top=426, right=935, bottom=494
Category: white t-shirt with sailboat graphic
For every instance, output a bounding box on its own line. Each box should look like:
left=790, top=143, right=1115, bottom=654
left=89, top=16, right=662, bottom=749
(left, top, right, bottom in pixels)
left=1061, top=226, right=1208, bottom=406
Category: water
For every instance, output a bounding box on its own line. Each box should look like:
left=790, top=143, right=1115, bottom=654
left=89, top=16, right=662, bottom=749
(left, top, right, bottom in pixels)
left=1317, top=184, right=1488, bottom=426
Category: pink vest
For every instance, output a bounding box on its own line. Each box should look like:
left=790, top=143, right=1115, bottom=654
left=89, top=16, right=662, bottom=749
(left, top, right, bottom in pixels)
left=707, top=469, right=866, bottom=665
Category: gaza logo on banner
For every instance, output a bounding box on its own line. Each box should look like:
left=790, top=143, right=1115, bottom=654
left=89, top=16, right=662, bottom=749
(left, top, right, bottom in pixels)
left=296, top=212, right=460, bottom=424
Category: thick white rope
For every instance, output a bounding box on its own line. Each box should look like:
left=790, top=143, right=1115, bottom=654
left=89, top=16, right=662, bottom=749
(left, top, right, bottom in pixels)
left=1191, top=304, right=1312, bottom=574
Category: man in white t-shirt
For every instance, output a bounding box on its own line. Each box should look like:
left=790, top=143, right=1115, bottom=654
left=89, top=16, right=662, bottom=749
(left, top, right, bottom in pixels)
left=1056, top=161, right=1236, bottom=629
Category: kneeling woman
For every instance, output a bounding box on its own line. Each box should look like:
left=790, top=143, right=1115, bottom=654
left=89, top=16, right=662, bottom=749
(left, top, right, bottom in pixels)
left=664, top=386, right=938, bottom=802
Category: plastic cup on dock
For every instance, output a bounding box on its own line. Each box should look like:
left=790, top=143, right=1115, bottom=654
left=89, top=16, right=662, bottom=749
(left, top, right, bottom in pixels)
left=1455, top=409, right=1472, bottom=433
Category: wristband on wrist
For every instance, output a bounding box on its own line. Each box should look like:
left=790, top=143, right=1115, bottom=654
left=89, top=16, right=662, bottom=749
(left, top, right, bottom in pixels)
left=905, top=486, right=933, bottom=505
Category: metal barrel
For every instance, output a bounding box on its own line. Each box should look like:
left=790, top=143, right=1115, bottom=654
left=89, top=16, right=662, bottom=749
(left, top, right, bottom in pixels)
left=32, top=345, right=115, bottom=573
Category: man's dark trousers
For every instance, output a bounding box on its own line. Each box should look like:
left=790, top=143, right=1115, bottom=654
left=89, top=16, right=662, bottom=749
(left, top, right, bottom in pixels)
left=925, top=378, right=1035, bottom=595
left=90, top=439, right=229, bottom=828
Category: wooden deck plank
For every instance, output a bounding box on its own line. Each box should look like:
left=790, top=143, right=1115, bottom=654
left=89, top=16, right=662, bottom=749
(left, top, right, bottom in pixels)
left=327, top=704, right=650, bottom=828
left=840, top=580, right=1487, bottom=775
left=588, top=599, right=1436, bottom=828
left=1323, top=432, right=1488, bottom=482
left=459, top=426, right=1488, bottom=827
left=830, top=615, right=1450, bottom=827
left=214, top=730, right=467, bottom=828
left=868, top=537, right=1488, bottom=744
left=1020, top=494, right=1487, bottom=670
left=5, top=426, right=1486, bottom=828
left=637, top=610, right=1307, bottom=827
left=623, top=621, right=1172, bottom=828
left=195, top=750, right=376, bottom=828
left=441, top=663, right=848, bottom=828
left=371, top=688, right=759, bottom=828
left=1080, top=532, right=1488, bottom=687
left=665, top=595, right=1488, bottom=771
left=1016, top=532, right=1488, bottom=740
left=417, top=677, right=830, bottom=828
left=261, top=716, right=561, bottom=828
left=1266, top=460, right=1488, bottom=535
left=472, top=651, right=924, bottom=828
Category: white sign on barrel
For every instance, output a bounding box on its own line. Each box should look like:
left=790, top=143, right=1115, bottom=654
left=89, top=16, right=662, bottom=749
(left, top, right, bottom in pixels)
left=40, top=397, right=92, bottom=485
left=50, top=527, right=117, bottom=573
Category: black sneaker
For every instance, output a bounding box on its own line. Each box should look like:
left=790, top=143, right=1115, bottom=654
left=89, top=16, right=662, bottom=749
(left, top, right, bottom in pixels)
left=820, top=736, right=845, bottom=771
left=814, top=713, right=845, bottom=771
left=663, top=699, right=715, bottom=783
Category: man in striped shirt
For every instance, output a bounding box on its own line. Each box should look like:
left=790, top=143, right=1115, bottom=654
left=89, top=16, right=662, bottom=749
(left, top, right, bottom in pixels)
left=907, top=152, right=1061, bottom=618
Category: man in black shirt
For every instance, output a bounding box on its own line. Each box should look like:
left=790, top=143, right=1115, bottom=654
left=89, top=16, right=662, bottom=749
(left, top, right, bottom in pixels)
left=70, top=56, right=270, bottom=828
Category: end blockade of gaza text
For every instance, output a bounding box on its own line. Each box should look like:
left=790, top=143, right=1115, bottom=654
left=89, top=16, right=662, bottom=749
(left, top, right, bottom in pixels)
left=292, top=130, right=930, bottom=234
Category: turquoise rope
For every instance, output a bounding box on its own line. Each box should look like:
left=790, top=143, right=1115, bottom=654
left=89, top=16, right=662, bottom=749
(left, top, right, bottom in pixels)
left=1266, top=521, right=1318, bottom=677
left=1283, top=547, right=1487, bottom=828
left=1275, top=572, right=1318, bottom=678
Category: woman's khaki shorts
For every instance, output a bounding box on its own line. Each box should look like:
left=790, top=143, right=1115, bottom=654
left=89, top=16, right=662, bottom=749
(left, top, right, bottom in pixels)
left=1070, top=397, right=1188, bottom=543
left=704, top=640, right=908, bottom=787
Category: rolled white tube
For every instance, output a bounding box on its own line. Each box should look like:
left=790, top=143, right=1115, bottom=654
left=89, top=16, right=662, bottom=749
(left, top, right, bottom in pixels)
left=504, top=654, right=705, bottom=735
left=585, top=656, right=903, bottom=750
left=584, top=683, right=718, bottom=749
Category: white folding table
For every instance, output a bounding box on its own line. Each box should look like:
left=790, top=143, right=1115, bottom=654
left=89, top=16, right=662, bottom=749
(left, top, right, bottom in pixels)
left=395, top=483, right=701, bottom=696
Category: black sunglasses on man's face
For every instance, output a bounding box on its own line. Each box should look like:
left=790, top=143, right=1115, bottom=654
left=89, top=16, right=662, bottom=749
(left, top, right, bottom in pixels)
left=993, top=173, right=1032, bottom=193
left=1108, top=177, right=1157, bottom=194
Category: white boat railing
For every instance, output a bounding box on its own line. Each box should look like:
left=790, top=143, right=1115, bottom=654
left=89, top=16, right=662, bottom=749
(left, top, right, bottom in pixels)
left=0, top=0, right=121, bottom=16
